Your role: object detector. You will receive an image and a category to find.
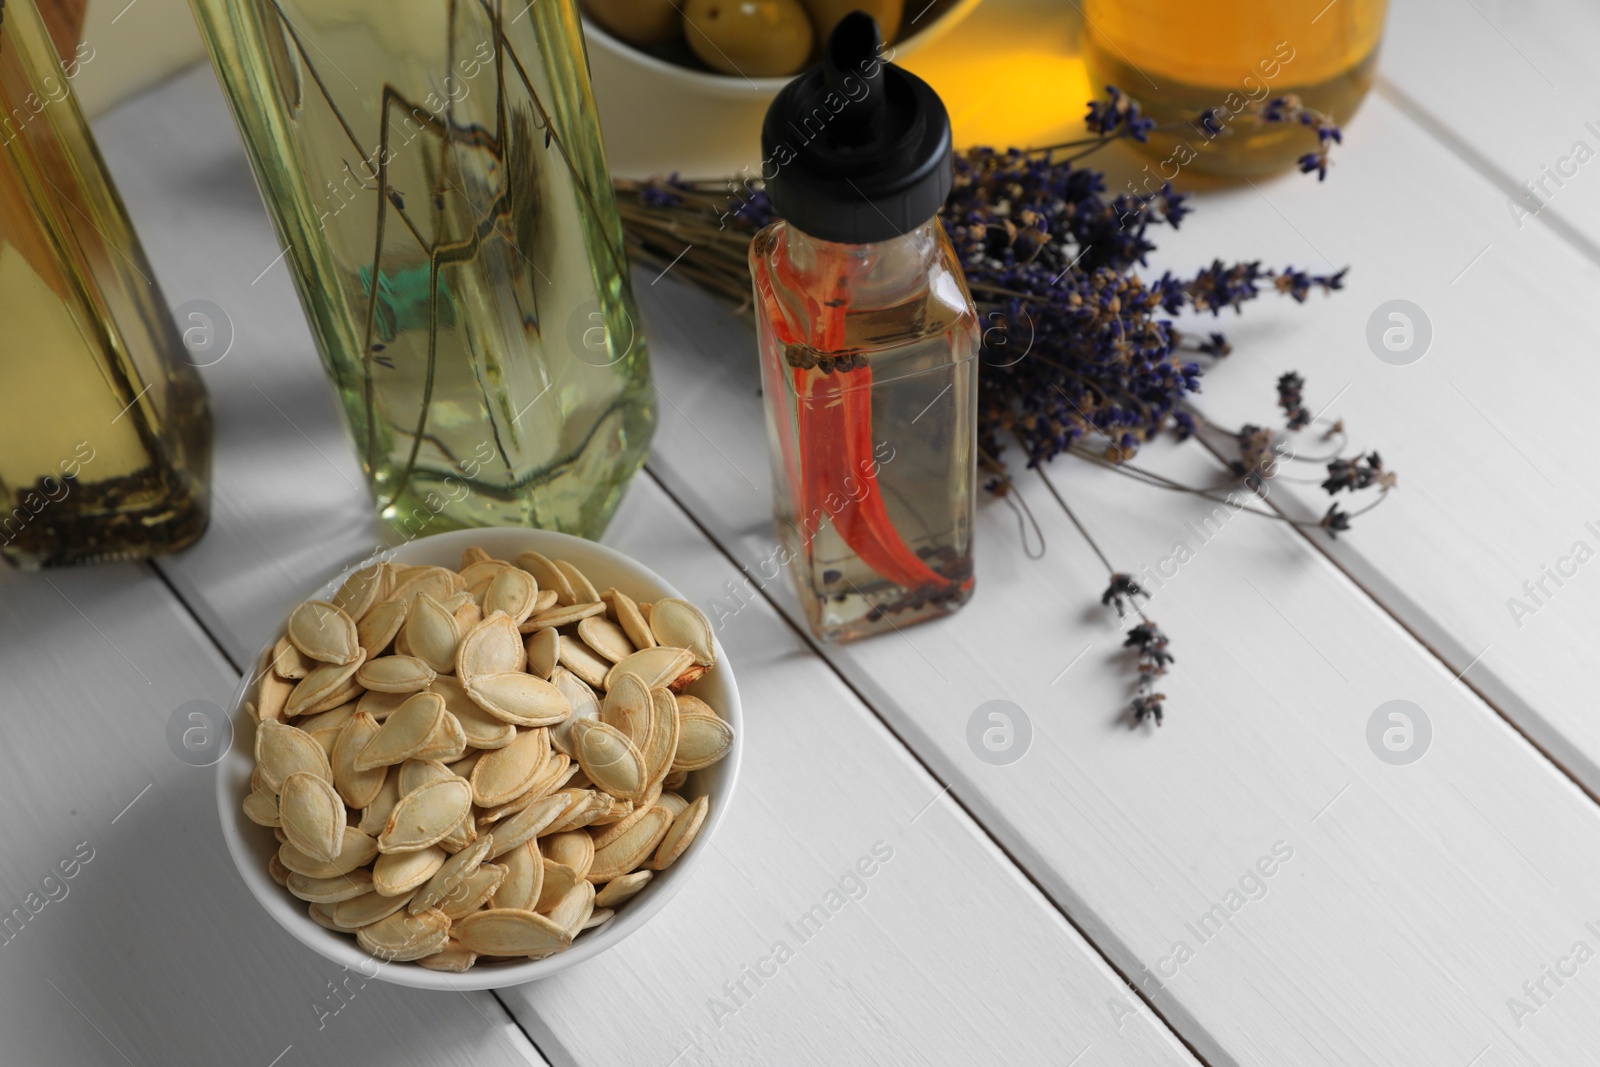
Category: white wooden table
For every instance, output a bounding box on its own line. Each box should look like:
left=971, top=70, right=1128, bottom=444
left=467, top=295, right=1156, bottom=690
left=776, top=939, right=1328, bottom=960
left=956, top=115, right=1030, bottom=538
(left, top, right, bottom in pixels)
left=8, top=1, right=1600, bottom=1063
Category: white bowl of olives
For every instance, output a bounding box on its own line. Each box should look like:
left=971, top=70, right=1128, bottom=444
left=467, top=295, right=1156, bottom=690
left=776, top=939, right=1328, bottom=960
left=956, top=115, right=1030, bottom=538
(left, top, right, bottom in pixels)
left=580, top=0, right=984, bottom=94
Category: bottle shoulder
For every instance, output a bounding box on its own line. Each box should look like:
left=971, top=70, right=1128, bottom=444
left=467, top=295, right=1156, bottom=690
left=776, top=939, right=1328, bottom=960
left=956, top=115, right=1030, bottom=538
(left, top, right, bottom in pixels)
left=751, top=220, right=978, bottom=365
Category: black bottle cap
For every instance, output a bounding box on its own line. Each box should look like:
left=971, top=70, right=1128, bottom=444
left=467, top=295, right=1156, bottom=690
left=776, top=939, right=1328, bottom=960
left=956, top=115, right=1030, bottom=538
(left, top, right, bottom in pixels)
left=760, top=13, right=953, bottom=245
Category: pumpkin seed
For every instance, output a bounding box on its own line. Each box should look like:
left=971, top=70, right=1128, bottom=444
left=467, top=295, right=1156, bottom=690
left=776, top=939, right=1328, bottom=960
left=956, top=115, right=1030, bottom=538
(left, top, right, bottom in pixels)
left=545, top=879, right=595, bottom=938
left=242, top=789, right=280, bottom=827
left=571, top=719, right=647, bottom=802
left=356, top=596, right=408, bottom=660
left=466, top=672, right=570, bottom=728
left=648, top=598, right=717, bottom=669
left=549, top=668, right=601, bottom=758
left=535, top=859, right=582, bottom=912
left=487, top=793, right=573, bottom=859
left=480, top=754, right=572, bottom=823
left=591, top=785, right=661, bottom=849
left=286, top=869, right=373, bottom=903
left=398, top=758, right=456, bottom=796
left=470, top=728, right=550, bottom=807
left=490, top=841, right=543, bottom=911
left=582, top=908, right=614, bottom=931
left=432, top=676, right=517, bottom=749
left=483, top=567, right=539, bottom=627
left=404, top=593, right=461, bottom=675
left=353, top=692, right=446, bottom=771
left=279, top=828, right=378, bottom=878
left=286, top=652, right=367, bottom=717
left=527, top=601, right=607, bottom=632
left=417, top=939, right=477, bottom=973
left=525, top=627, right=559, bottom=679
left=279, top=771, right=346, bottom=863
left=412, top=834, right=494, bottom=914
left=652, top=795, right=709, bottom=871
left=439, top=864, right=508, bottom=920
left=642, top=686, right=681, bottom=791
left=257, top=670, right=292, bottom=723
left=297, top=702, right=356, bottom=736
left=379, top=777, right=472, bottom=853
left=589, top=795, right=635, bottom=827
left=288, top=600, right=360, bottom=665
left=658, top=792, right=689, bottom=818
left=541, top=831, right=594, bottom=880
left=588, top=805, right=673, bottom=882
left=609, top=588, right=656, bottom=651
left=541, top=789, right=610, bottom=836
left=673, top=711, right=736, bottom=772
left=355, top=689, right=411, bottom=721
left=452, top=908, right=571, bottom=958
left=576, top=615, right=634, bottom=664
left=332, top=712, right=386, bottom=809
left=332, top=889, right=414, bottom=930
left=357, top=773, right=401, bottom=836
left=453, top=600, right=483, bottom=634
left=515, top=551, right=575, bottom=605
left=555, top=559, right=600, bottom=604
left=448, top=748, right=485, bottom=781
left=593, top=870, right=652, bottom=908
left=308, top=677, right=365, bottom=716
left=331, top=563, right=385, bottom=621
left=412, top=710, right=468, bottom=762
left=457, top=612, right=525, bottom=681
left=600, top=672, right=652, bottom=746
left=373, top=845, right=447, bottom=896
left=558, top=635, right=612, bottom=689
left=356, top=655, right=435, bottom=694
left=272, top=635, right=313, bottom=679
left=308, top=901, right=341, bottom=931
left=460, top=546, right=492, bottom=569
left=603, top=646, right=693, bottom=693
left=256, top=719, right=332, bottom=791
left=358, top=907, right=451, bottom=961
left=531, top=589, right=559, bottom=615
left=440, top=810, right=477, bottom=854
left=387, top=565, right=462, bottom=607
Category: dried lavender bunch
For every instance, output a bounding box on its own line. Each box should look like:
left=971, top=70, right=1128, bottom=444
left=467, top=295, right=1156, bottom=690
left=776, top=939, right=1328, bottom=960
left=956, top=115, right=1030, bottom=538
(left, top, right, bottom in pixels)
left=613, top=89, right=1385, bottom=728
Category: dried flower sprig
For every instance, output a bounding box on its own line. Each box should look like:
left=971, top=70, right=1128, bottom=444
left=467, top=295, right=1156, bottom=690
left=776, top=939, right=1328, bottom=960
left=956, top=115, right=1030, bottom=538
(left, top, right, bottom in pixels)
left=612, top=88, right=1384, bottom=729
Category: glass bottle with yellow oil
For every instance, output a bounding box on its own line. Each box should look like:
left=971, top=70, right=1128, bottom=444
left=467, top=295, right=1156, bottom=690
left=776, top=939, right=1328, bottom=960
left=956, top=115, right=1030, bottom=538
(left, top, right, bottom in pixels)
left=1081, top=0, right=1388, bottom=178
left=0, top=0, right=212, bottom=568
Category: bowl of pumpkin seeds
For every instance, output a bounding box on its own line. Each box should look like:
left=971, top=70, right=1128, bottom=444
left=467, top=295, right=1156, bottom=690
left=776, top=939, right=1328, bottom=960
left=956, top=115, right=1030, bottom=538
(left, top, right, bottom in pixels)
left=216, top=529, right=741, bottom=989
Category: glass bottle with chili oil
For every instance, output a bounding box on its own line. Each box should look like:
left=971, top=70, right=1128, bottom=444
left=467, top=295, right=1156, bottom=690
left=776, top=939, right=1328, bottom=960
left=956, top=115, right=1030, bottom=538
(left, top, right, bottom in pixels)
left=750, top=14, right=978, bottom=643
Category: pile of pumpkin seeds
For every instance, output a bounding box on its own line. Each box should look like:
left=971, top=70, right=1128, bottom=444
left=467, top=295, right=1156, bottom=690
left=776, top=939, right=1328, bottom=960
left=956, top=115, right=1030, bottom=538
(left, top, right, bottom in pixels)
left=242, top=546, right=734, bottom=970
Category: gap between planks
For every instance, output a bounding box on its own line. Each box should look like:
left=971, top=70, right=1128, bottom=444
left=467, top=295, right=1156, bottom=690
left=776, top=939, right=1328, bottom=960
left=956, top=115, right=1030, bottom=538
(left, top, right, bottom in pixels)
left=142, top=557, right=555, bottom=1067
left=636, top=465, right=1220, bottom=1067
left=1186, top=429, right=1600, bottom=813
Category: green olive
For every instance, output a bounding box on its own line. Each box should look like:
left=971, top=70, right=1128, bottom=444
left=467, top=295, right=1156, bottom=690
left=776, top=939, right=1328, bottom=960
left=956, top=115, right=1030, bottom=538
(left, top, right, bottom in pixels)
left=584, top=0, right=680, bottom=47
left=801, top=0, right=904, bottom=44
left=682, top=0, right=816, bottom=78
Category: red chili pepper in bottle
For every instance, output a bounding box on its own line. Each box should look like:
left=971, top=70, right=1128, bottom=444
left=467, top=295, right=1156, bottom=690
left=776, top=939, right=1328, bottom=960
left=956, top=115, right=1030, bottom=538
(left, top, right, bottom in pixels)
left=751, top=14, right=978, bottom=643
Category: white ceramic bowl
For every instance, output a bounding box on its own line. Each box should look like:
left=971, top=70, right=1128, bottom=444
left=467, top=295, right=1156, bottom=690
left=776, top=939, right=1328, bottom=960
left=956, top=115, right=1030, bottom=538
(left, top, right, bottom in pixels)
left=581, top=0, right=986, bottom=176
left=216, top=529, right=743, bottom=990
left=582, top=0, right=986, bottom=101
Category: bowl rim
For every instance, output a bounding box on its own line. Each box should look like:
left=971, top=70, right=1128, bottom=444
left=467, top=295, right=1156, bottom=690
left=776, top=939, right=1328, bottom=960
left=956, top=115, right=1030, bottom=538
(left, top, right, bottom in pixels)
left=579, top=0, right=987, bottom=99
left=216, top=528, right=743, bottom=990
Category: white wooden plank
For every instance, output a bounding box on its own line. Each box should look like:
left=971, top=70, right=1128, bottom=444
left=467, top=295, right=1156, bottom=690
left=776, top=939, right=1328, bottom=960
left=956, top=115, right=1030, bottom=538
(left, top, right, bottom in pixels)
left=636, top=265, right=1600, bottom=1066
left=94, top=64, right=1206, bottom=1067
left=1381, top=0, right=1600, bottom=256
left=503, top=476, right=1201, bottom=1067
left=1132, top=89, right=1600, bottom=801
left=0, top=564, right=545, bottom=1067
